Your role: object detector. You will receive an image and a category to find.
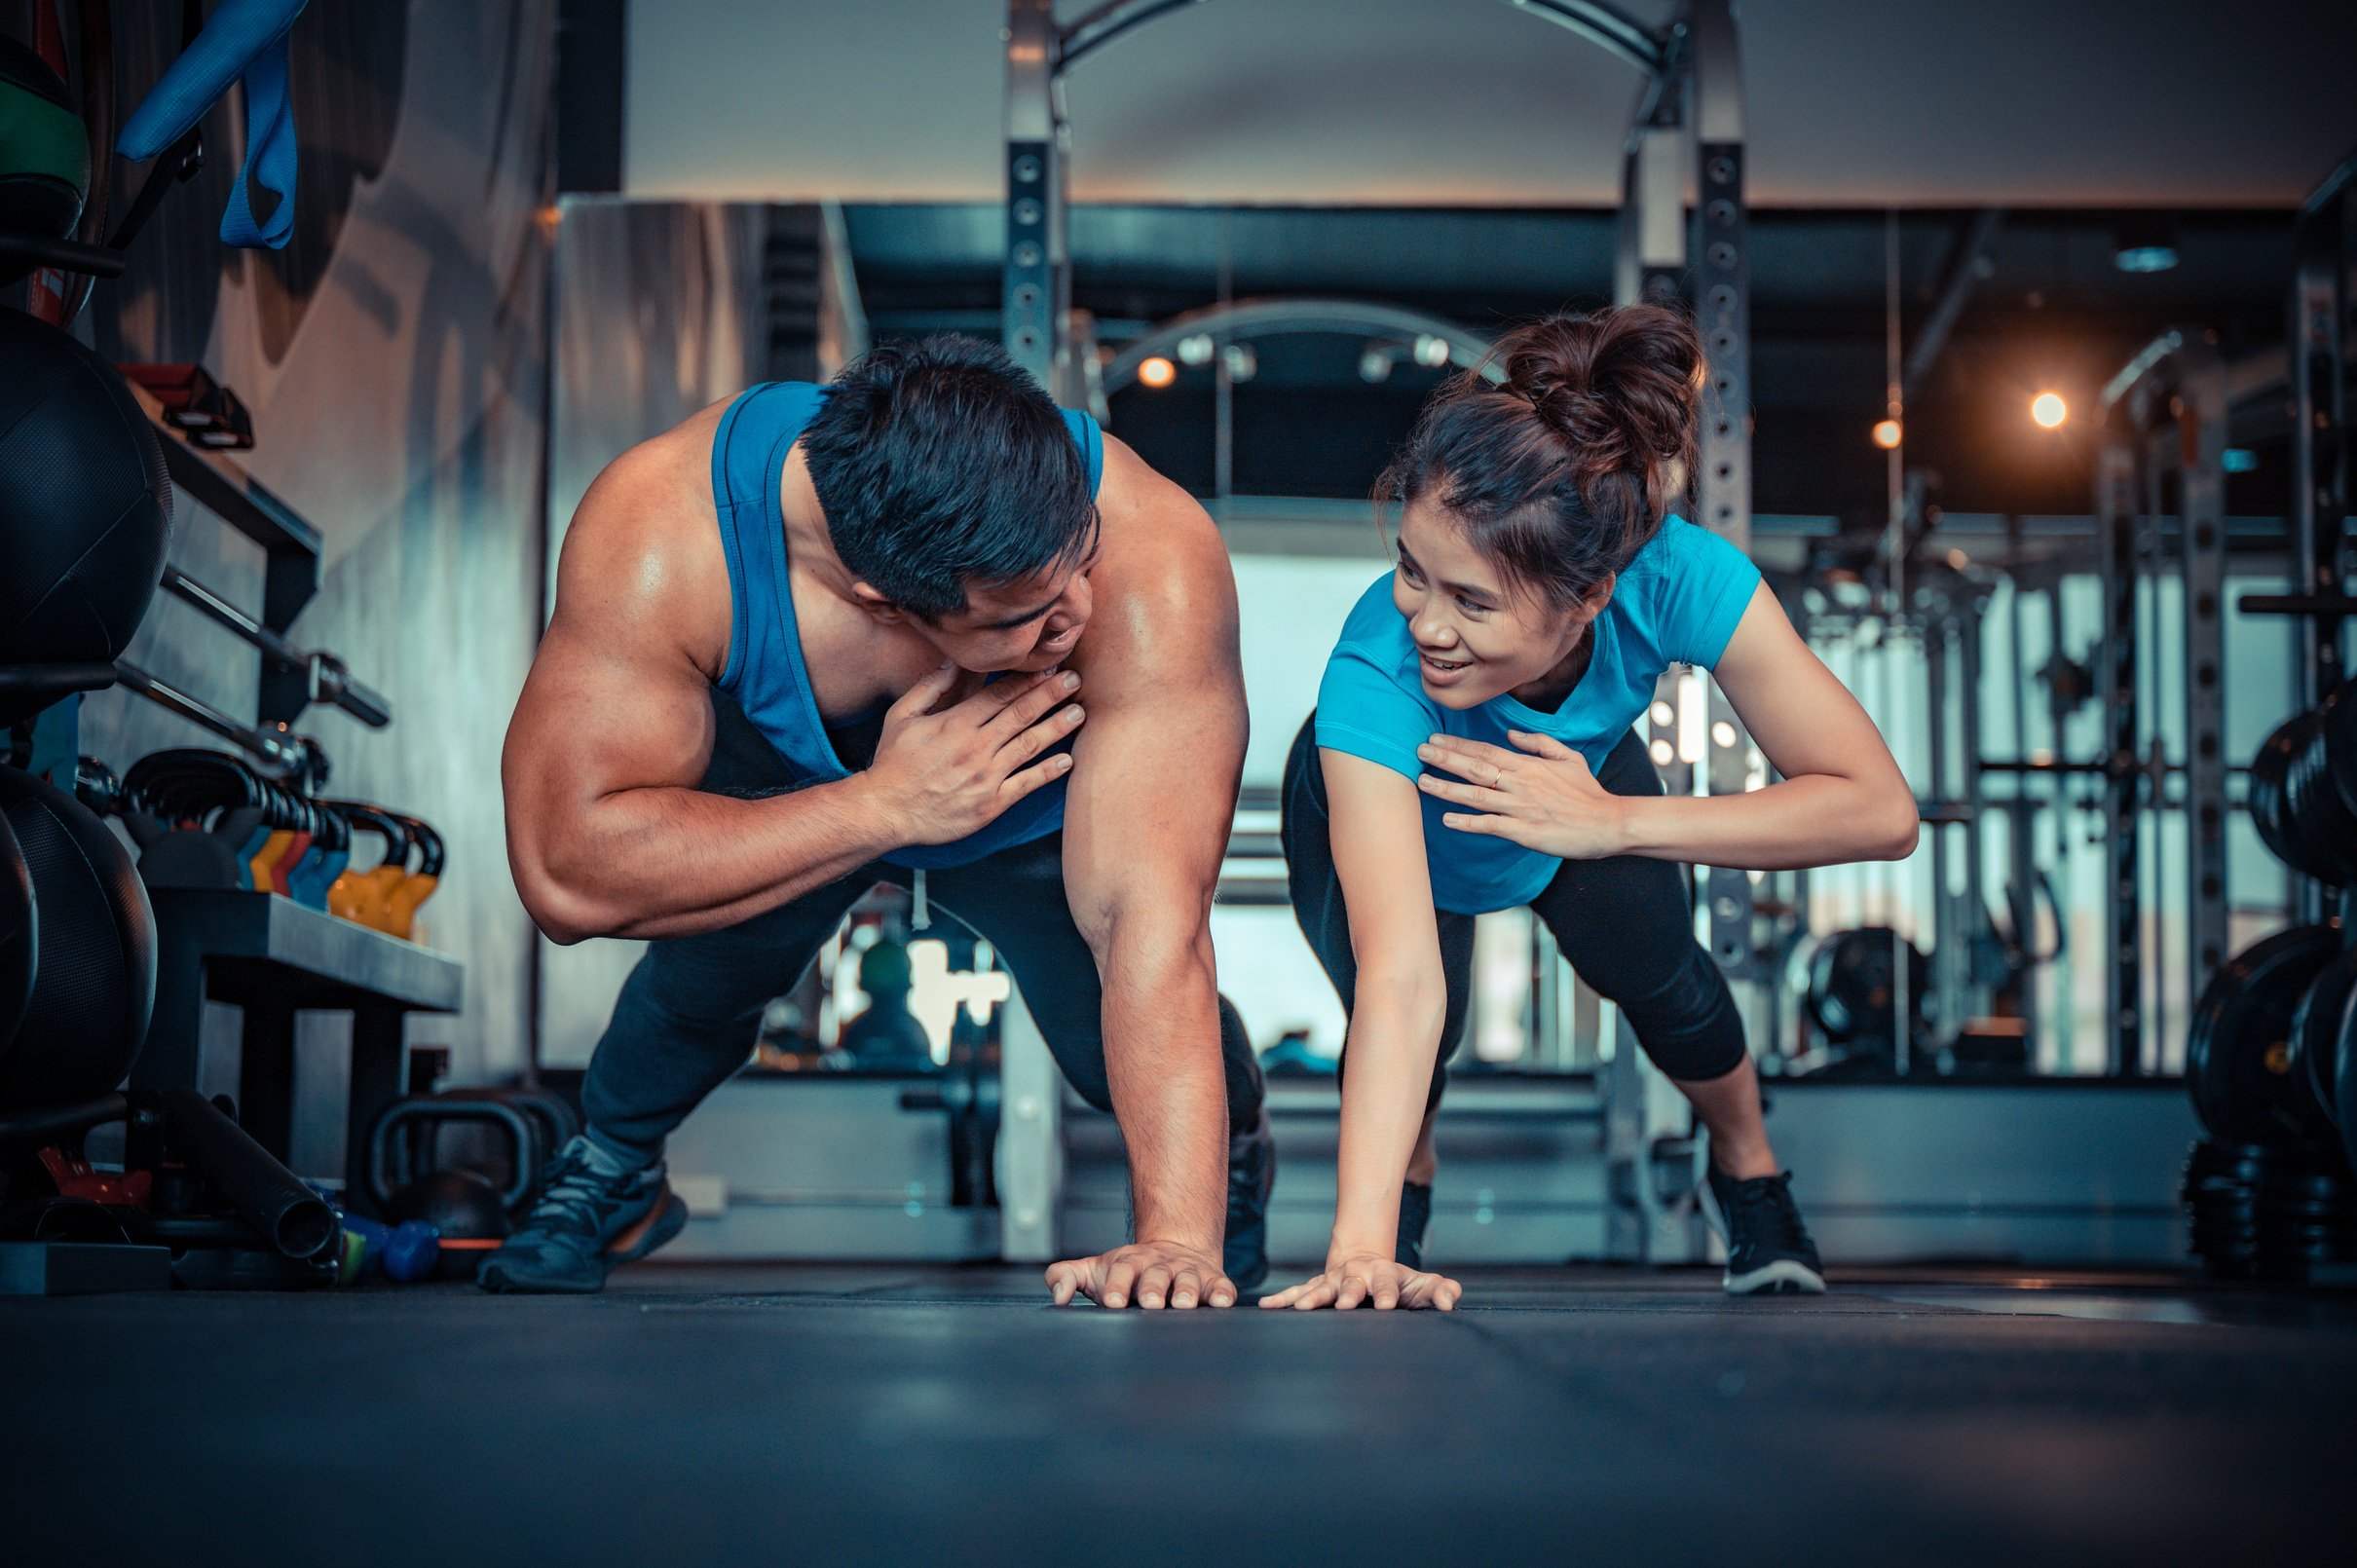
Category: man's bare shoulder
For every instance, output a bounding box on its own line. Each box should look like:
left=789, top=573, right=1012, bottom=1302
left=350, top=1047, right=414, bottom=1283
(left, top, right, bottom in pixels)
left=566, top=398, right=730, bottom=553
left=551, top=398, right=735, bottom=673
left=1079, top=434, right=1239, bottom=686
left=1093, top=433, right=1232, bottom=602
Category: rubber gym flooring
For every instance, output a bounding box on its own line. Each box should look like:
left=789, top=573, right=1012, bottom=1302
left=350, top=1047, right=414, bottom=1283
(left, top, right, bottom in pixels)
left=5, top=1263, right=2350, bottom=1565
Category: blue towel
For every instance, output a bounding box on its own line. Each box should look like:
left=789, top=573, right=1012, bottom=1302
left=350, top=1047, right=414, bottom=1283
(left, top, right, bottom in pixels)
left=117, top=0, right=307, bottom=249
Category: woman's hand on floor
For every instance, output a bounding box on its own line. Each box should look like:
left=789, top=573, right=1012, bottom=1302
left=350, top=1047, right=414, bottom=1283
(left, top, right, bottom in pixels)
left=1416, top=730, right=1629, bottom=860
left=1259, top=1253, right=1463, bottom=1312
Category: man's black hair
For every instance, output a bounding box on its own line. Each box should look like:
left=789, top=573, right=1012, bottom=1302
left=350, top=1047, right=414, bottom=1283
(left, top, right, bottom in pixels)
left=801, top=335, right=1096, bottom=620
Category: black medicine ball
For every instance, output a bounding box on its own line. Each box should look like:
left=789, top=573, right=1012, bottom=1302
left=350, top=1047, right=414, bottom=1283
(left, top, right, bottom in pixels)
left=0, top=307, right=173, bottom=675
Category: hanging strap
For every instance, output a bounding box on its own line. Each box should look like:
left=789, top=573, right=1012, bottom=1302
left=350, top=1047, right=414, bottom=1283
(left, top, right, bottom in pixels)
left=117, top=0, right=307, bottom=249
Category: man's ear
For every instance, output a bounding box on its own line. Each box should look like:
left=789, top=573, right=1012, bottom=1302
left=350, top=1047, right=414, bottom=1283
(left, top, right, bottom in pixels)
left=848, top=580, right=907, bottom=624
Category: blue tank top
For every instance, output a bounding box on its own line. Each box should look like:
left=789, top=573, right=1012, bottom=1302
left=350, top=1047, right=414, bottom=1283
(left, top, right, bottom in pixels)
left=708, top=381, right=1104, bottom=870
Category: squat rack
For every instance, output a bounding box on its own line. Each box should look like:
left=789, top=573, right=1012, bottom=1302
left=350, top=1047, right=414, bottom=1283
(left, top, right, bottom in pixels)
left=996, top=0, right=1756, bottom=1265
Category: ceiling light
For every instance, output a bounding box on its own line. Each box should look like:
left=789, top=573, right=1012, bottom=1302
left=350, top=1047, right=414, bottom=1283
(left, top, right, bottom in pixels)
left=1221, top=343, right=1256, bottom=382
left=1176, top=334, right=1215, bottom=367
left=1872, top=419, right=1902, bottom=450
left=1137, top=355, right=1176, bottom=390
left=1413, top=334, right=1451, bottom=368
left=2030, top=392, right=2067, bottom=429
left=1359, top=347, right=1394, bottom=383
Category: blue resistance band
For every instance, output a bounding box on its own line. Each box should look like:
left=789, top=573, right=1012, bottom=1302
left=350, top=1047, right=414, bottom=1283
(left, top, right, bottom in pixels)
left=117, top=0, right=307, bottom=249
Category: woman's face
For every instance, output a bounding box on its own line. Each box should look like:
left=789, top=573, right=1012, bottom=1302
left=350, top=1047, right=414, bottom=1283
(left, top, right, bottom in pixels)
left=1391, top=496, right=1596, bottom=710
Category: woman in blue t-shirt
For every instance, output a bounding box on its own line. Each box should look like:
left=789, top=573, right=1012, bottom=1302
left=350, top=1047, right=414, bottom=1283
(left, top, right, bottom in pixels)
left=1265, top=305, right=1918, bottom=1312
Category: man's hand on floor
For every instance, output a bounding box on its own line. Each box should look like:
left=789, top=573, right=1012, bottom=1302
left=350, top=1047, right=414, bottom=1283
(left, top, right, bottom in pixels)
left=1045, top=1240, right=1236, bottom=1309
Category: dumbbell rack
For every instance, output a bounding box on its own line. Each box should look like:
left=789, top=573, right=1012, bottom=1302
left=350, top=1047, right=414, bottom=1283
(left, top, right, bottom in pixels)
left=105, top=387, right=457, bottom=1198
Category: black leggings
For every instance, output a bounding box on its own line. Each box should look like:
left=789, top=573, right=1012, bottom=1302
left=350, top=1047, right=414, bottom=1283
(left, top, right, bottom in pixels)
left=1280, top=716, right=1746, bottom=1113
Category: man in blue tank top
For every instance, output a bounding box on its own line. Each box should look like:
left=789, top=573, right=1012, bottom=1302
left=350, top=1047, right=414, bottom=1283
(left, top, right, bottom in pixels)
left=494, top=337, right=1267, bottom=1308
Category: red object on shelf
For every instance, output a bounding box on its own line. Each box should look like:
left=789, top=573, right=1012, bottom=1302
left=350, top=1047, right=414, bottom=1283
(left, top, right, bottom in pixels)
left=119, top=363, right=256, bottom=450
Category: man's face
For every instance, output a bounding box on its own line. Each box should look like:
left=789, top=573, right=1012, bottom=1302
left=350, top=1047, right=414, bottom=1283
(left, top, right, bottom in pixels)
left=917, top=551, right=1098, bottom=674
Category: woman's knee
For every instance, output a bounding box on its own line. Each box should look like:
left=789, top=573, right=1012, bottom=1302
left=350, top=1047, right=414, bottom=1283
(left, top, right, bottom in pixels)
left=1616, top=948, right=1747, bottom=1080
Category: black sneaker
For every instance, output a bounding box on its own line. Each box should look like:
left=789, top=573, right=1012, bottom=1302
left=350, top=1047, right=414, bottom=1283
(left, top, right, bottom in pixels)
left=1703, top=1166, right=1825, bottom=1295
left=1224, top=1110, right=1276, bottom=1293
left=478, top=1136, right=688, bottom=1294
left=1397, top=1180, right=1434, bottom=1271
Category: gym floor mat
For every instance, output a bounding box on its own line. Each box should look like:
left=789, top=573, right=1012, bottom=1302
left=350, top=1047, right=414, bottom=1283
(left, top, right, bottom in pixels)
left=4, top=1263, right=2349, bottom=1564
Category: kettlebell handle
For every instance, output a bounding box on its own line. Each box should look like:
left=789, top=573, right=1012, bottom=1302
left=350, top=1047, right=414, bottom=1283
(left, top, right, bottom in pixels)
left=365, top=1098, right=537, bottom=1214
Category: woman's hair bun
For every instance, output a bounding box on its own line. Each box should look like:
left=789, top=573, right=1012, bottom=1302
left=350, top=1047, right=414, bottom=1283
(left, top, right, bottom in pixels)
left=1497, top=304, right=1702, bottom=505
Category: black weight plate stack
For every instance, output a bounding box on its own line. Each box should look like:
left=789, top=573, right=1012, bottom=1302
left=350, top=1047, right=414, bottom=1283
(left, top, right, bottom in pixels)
left=2183, top=1139, right=2271, bottom=1279
left=2285, top=946, right=2357, bottom=1143
left=2253, top=1156, right=2357, bottom=1280
left=2186, top=925, right=2342, bottom=1147
left=2181, top=1139, right=2355, bottom=1282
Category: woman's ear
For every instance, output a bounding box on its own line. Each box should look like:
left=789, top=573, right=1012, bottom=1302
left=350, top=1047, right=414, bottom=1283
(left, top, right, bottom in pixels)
left=1579, top=572, right=1618, bottom=622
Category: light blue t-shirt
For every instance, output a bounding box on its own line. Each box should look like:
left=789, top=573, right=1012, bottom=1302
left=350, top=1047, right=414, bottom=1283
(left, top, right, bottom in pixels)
left=1313, top=516, right=1761, bottom=915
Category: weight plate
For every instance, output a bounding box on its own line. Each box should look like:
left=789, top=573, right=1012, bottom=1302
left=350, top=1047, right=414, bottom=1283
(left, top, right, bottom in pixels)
left=2337, top=983, right=2357, bottom=1173
left=2249, top=715, right=2302, bottom=873
left=2287, top=946, right=2357, bottom=1139
left=2289, top=691, right=2357, bottom=882
left=2328, top=676, right=2357, bottom=825
left=2187, top=925, right=2341, bottom=1146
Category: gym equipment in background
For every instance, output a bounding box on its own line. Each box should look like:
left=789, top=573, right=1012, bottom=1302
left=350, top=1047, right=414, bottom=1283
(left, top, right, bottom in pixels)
left=0, top=308, right=173, bottom=721
left=0, top=765, right=156, bottom=1112
left=2181, top=1139, right=2356, bottom=1283
left=2186, top=925, right=2341, bottom=1150
left=0, top=33, right=89, bottom=259
left=154, top=564, right=392, bottom=728
left=0, top=811, right=33, bottom=1058
left=1798, top=927, right=1932, bottom=1074
left=2247, top=686, right=2357, bottom=886
left=331, top=1208, right=438, bottom=1285
left=121, top=363, right=253, bottom=450
left=115, top=0, right=307, bottom=250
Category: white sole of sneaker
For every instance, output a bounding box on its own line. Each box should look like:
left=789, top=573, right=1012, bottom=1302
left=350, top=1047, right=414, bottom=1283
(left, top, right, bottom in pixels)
left=1723, top=1257, right=1827, bottom=1295
left=1697, top=1176, right=1826, bottom=1296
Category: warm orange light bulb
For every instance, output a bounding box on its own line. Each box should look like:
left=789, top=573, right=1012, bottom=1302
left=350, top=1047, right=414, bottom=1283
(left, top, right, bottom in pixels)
left=2031, top=392, right=2067, bottom=429
left=1872, top=419, right=1902, bottom=450
left=1138, top=356, right=1177, bottom=390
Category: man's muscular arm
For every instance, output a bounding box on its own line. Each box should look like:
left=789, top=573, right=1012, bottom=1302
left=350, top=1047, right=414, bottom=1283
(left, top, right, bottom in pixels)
left=1044, top=438, right=1247, bottom=1311
left=504, top=433, right=1079, bottom=944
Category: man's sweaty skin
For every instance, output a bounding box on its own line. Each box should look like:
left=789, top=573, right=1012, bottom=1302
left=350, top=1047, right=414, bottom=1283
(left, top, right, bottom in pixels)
left=503, top=400, right=1246, bottom=1309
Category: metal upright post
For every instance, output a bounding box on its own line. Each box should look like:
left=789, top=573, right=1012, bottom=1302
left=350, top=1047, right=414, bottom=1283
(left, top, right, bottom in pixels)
left=1687, top=0, right=1759, bottom=990
left=1957, top=604, right=1992, bottom=1025
left=2093, top=429, right=2143, bottom=1076
left=1003, top=0, right=1067, bottom=392
left=2289, top=180, right=2350, bottom=717
left=2174, top=340, right=2231, bottom=989
left=994, top=987, right=1063, bottom=1262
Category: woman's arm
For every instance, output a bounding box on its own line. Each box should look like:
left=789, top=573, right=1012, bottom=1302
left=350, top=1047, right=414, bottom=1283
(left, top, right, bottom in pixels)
left=1417, top=583, right=1918, bottom=871
left=1260, top=750, right=1463, bottom=1311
